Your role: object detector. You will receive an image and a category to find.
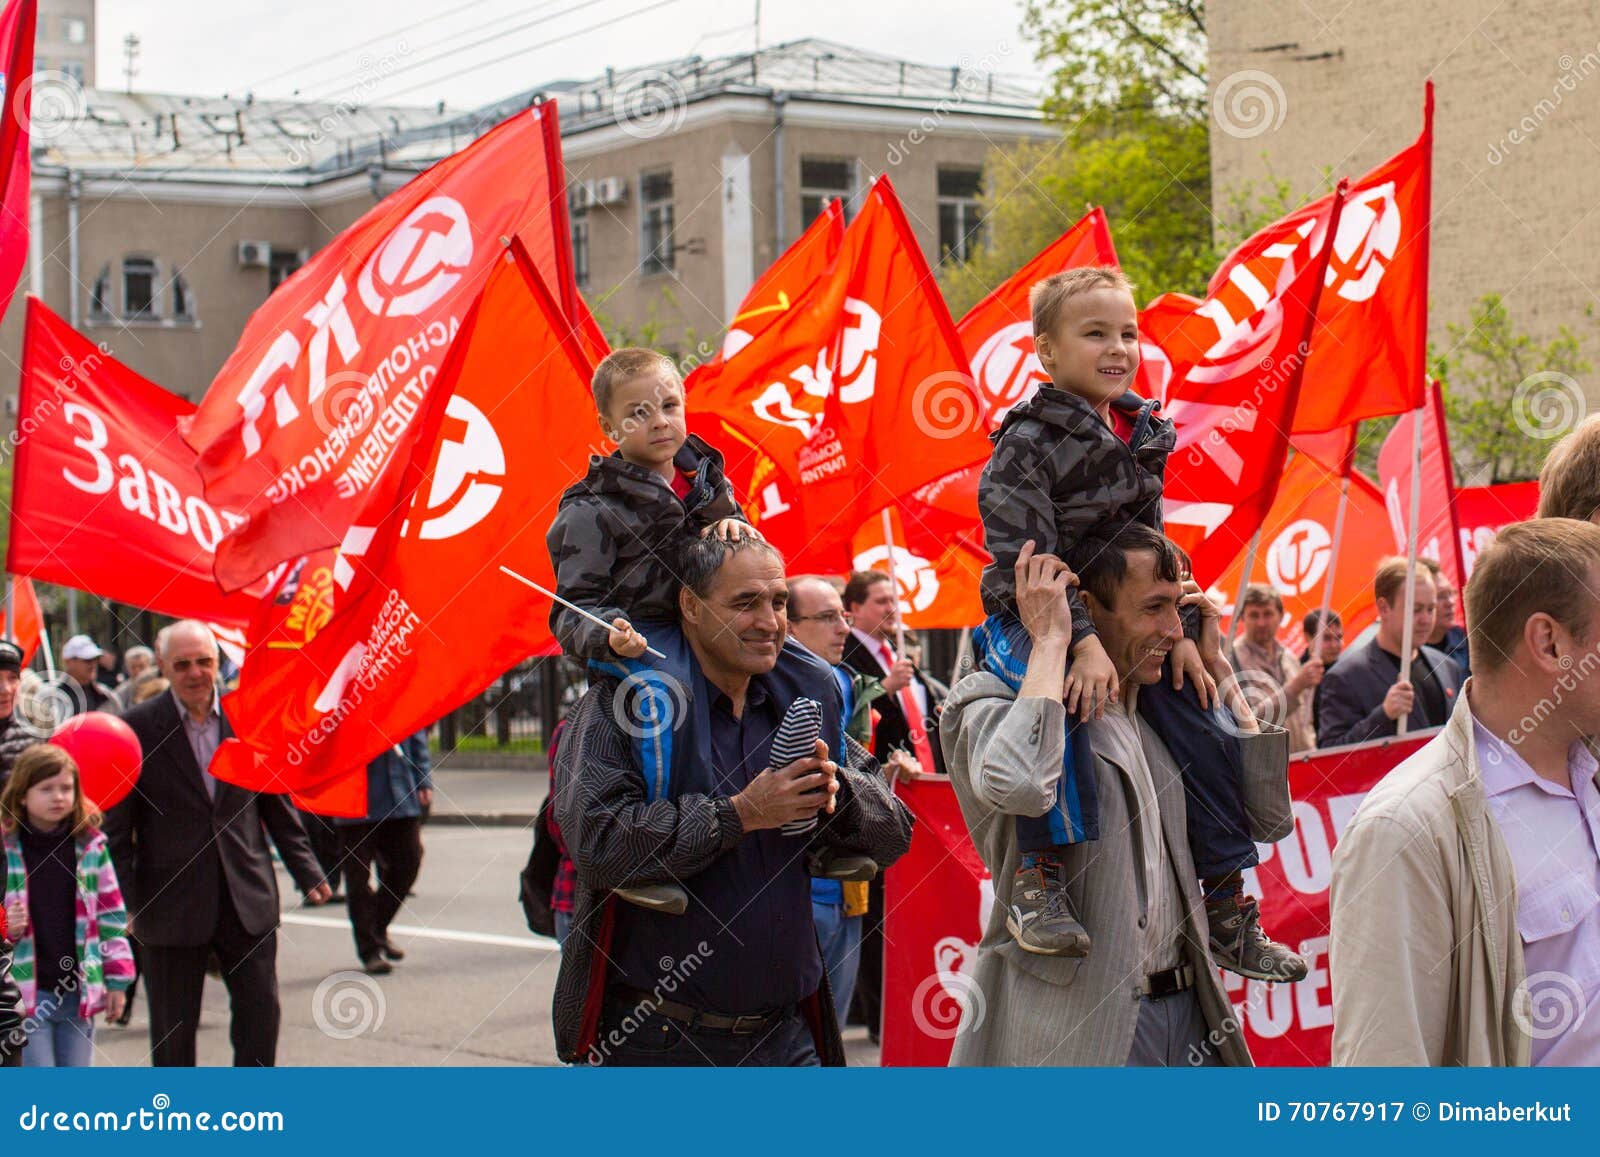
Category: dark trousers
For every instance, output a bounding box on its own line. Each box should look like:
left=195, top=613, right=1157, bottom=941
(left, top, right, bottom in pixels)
left=851, top=873, right=885, bottom=1035
left=297, top=808, right=344, bottom=887
left=340, top=818, right=423, bottom=961
left=595, top=996, right=820, bottom=1066
left=142, top=881, right=280, bottom=1067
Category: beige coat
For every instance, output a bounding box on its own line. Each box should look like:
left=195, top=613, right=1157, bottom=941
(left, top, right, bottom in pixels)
left=1329, top=686, right=1532, bottom=1065
left=940, top=672, right=1289, bottom=1066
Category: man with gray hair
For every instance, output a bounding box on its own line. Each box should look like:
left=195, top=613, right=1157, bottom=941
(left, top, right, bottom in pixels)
left=115, top=645, right=157, bottom=711
left=105, top=620, right=330, bottom=1066
left=553, top=536, right=912, bottom=1065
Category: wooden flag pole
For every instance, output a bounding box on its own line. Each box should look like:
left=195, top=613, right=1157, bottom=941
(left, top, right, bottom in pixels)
left=1396, top=404, right=1425, bottom=736
left=1229, top=528, right=1264, bottom=642
left=1313, top=475, right=1352, bottom=664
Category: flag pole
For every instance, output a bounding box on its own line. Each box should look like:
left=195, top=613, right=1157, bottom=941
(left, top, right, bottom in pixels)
left=1229, top=528, right=1264, bottom=641
left=1396, top=401, right=1425, bottom=736
left=949, top=625, right=973, bottom=689
left=881, top=508, right=905, bottom=656
left=3, top=578, right=13, bottom=643
left=1313, top=475, right=1352, bottom=664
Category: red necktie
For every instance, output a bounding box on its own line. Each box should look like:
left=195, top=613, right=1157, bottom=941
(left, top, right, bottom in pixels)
left=881, top=640, right=936, bottom=772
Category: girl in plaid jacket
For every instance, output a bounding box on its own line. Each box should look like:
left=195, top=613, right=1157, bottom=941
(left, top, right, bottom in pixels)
left=1, top=744, right=134, bottom=1066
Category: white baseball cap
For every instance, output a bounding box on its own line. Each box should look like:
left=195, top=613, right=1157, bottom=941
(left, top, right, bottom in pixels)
left=61, top=634, right=105, bottom=661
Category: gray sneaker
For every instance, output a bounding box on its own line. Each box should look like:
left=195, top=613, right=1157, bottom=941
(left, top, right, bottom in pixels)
left=614, top=883, right=688, bottom=915
left=1207, top=894, right=1307, bottom=982
left=1006, top=860, right=1091, bottom=957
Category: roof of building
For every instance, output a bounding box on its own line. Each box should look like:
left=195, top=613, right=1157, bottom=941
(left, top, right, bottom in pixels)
left=31, top=36, right=1044, bottom=183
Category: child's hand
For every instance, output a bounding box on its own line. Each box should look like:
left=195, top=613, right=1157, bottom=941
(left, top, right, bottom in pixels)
left=1065, top=635, right=1119, bottom=721
left=1171, top=636, right=1216, bottom=709
left=4, top=896, right=26, bottom=938
left=105, top=991, right=126, bottom=1024
left=703, top=518, right=757, bottom=543
left=608, top=617, right=649, bottom=660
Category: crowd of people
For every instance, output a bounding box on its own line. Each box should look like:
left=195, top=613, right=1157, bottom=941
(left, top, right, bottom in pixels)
left=1, top=257, right=1597, bottom=1069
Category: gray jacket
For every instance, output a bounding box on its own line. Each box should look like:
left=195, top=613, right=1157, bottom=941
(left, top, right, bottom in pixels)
left=940, top=672, right=1289, bottom=1066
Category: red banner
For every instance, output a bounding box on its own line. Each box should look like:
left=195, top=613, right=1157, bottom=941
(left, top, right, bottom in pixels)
left=1456, top=480, right=1538, bottom=578
left=7, top=299, right=266, bottom=627
left=0, top=0, right=34, bottom=321
left=182, top=104, right=579, bottom=591
left=881, top=734, right=1431, bottom=1067
left=956, top=207, right=1119, bottom=427
left=2, top=576, right=41, bottom=665
left=213, top=240, right=596, bottom=801
left=1377, top=380, right=1465, bottom=588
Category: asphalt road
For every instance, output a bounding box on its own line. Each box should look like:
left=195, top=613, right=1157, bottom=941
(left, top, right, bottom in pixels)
left=89, top=823, right=881, bottom=1067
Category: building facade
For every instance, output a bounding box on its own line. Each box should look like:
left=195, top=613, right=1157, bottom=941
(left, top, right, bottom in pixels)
left=1208, top=1, right=1600, bottom=402
left=1, top=38, right=1050, bottom=405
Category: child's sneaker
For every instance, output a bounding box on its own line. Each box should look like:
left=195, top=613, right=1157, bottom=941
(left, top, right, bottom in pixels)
left=807, top=848, right=878, bottom=882
left=1006, top=855, right=1090, bottom=956
left=614, top=883, right=688, bottom=915
left=1207, top=893, right=1307, bottom=981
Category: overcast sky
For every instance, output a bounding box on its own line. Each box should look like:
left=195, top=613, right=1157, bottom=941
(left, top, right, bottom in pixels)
left=94, top=0, right=1047, bottom=109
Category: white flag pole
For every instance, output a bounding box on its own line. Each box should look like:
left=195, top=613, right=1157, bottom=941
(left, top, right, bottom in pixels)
left=1396, top=403, right=1425, bottom=736
left=881, top=508, right=905, bottom=657
left=1229, top=528, right=1264, bottom=642
left=3, top=578, right=13, bottom=643
left=1313, top=475, right=1352, bottom=662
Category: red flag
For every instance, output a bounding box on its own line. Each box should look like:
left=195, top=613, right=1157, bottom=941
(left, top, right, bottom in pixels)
left=1290, top=423, right=1356, bottom=474
left=1209, top=85, right=1433, bottom=433
left=7, top=299, right=267, bottom=627
left=212, top=239, right=597, bottom=798
left=0, top=0, right=35, bottom=320
left=1210, top=453, right=1388, bottom=653
left=956, top=207, right=1120, bottom=427
left=2, top=576, right=41, bottom=665
left=687, top=176, right=990, bottom=572
left=182, top=104, right=581, bottom=592
left=1456, top=481, right=1538, bottom=577
left=1161, top=189, right=1346, bottom=583
left=1378, top=379, right=1464, bottom=588
left=850, top=506, right=987, bottom=630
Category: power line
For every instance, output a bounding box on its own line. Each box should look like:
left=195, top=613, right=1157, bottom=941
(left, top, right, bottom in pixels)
left=246, top=0, right=500, bottom=90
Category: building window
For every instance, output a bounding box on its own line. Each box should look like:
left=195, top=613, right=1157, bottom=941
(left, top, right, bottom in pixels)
left=572, top=214, right=590, bottom=288
left=937, top=167, right=984, bottom=263
left=639, top=168, right=674, bottom=276
left=268, top=247, right=304, bottom=293
left=89, top=263, right=111, bottom=319
left=122, top=257, right=157, bottom=318
left=800, top=158, right=854, bottom=228
left=63, top=17, right=87, bottom=44
left=59, top=61, right=84, bottom=86
left=169, top=270, right=195, bottom=321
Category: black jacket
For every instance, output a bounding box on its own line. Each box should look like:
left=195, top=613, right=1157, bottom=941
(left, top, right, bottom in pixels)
left=1316, top=638, right=1464, bottom=748
left=103, top=693, right=325, bottom=947
left=842, top=632, right=947, bottom=776
left=0, top=934, right=21, bottom=1061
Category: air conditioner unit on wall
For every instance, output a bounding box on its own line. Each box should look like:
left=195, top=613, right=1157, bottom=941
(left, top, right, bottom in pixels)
left=237, top=240, right=271, bottom=268
left=591, top=177, right=628, bottom=206
left=570, top=182, right=599, bottom=211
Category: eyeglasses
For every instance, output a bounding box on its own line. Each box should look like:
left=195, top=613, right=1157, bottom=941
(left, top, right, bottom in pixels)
left=170, top=656, right=216, bottom=673
left=790, top=610, right=854, bottom=627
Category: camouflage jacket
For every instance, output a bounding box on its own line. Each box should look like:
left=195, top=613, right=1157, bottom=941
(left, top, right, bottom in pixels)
left=978, top=387, right=1174, bottom=647
left=545, top=434, right=745, bottom=662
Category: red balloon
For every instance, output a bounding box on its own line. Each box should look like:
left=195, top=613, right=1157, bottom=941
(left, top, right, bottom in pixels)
left=49, top=712, right=142, bottom=811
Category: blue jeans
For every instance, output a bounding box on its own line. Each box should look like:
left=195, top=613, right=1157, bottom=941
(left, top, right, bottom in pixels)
left=23, top=989, right=95, bottom=1068
left=812, top=900, right=862, bottom=1032
left=554, top=909, right=574, bottom=947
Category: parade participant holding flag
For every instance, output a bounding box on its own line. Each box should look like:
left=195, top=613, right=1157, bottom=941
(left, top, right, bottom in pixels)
left=545, top=347, right=876, bottom=918
left=974, top=267, right=1305, bottom=984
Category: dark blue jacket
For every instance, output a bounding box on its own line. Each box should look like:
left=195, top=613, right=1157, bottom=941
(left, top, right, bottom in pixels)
left=334, top=732, right=432, bottom=826
left=1316, top=638, right=1464, bottom=748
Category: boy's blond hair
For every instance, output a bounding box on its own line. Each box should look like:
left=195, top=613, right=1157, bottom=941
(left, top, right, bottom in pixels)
left=1539, top=415, right=1600, bottom=522
left=591, top=347, right=681, bottom=420
left=1029, top=266, right=1136, bottom=339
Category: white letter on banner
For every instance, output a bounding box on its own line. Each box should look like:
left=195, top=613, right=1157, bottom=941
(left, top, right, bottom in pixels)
left=303, top=276, right=361, bottom=406
left=149, top=470, right=188, bottom=534
left=60, top=403, right=114, bottom=494
left=236, top=331, right=302, bottom=457
left=115, top=454, right=153, bottom=520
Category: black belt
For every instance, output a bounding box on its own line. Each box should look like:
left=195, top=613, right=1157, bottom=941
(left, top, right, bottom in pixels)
left=608, top=985, right=790, bottom=1035
left=1136, top=963, right=1196, bottom=999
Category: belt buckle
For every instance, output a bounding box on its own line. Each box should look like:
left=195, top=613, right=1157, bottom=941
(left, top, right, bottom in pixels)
left=729, top=1013, right=767, bottom=1035
left=1144, top=966, right=1187, bottom=999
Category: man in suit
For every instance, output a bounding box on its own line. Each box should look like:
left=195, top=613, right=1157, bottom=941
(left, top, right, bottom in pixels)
left=1317, top=557, right=1465, bottom=748
left=942, top=527, right=1289, bottom=1066
left=104, top=620, right=330, bottom=1067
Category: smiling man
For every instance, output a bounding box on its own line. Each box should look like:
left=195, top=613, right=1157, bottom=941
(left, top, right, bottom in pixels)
left=942, top=524, right=1291, bottom=1066
left=552, top=536, right=912, bottom=1066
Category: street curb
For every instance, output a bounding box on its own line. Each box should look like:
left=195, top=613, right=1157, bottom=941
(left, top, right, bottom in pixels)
left=428, top=811, right=538, bottom=828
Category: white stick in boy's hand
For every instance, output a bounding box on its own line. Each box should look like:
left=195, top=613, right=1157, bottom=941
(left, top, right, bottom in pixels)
left=497, top=566, right=667, bottom=660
